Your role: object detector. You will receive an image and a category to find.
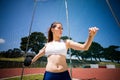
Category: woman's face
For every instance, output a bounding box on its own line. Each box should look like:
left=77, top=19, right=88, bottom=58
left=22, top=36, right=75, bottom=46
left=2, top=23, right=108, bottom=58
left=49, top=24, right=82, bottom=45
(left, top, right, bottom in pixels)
left=52, top=24, right=63, bottom=38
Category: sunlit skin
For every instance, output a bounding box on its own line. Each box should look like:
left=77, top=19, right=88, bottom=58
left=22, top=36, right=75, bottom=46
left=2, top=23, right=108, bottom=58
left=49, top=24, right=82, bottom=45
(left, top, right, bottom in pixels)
left=32, top=23, right=99, bottom=72
left=51, top=24, right=63, bottom=41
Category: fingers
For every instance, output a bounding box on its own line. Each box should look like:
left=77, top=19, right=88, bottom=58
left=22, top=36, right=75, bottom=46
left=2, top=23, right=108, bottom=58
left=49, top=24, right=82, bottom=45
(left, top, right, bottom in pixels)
left=89, top=27, right=99, bottom=32
left=89, top=27, right=99, bottom=36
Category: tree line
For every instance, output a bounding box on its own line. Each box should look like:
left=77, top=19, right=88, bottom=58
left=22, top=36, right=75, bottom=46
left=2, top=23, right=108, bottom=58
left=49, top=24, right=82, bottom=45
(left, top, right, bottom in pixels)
left=0, top=32, right=120, bottom=63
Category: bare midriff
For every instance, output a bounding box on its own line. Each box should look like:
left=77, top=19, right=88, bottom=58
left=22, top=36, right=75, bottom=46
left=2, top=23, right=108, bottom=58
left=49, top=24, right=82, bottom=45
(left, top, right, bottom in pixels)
left=46, top=54, right=68, bottom=73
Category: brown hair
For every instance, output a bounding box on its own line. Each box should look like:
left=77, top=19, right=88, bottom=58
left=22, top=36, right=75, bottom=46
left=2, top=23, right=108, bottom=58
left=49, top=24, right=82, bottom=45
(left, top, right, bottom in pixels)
left=47, top=22, right=62, bottom=42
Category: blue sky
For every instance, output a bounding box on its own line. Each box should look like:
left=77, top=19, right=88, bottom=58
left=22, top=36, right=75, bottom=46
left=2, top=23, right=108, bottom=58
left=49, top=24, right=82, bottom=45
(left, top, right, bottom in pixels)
left=0, top=0, right=120, bottom=51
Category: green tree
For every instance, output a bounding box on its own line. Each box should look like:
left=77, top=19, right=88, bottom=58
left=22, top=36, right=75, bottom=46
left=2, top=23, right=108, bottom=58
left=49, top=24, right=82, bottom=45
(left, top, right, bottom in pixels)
left=1, top=48, right=23, bottom=58
left=86, top=42, right=104, bottom=62
left=20, top=32, right=47, bottom=54
left=114, top=49, right=120, bottom=63
left=5, top=49, right=13, bottom=58
left=61, top=36, right=72, bottom=40
left=103, top=45, right=120, bottom=63
left=71, top=49, right=82, bottom=62
left=13, top=48, right=23, bottom=57
left=72, top=42, right=103, bottom=62
left=70, top=42, right=88, bottom=62
left=0, top=51, right=6, bottom=57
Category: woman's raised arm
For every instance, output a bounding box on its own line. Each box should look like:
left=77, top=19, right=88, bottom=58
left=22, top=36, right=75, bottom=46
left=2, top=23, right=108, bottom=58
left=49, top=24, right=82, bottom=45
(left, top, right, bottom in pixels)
left=66, top=27, right=99, bottom=51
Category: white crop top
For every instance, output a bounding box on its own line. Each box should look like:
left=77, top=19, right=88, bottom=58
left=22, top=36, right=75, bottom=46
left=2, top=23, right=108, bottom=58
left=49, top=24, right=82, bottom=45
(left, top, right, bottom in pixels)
left=45, top=40, right=67, bottom=57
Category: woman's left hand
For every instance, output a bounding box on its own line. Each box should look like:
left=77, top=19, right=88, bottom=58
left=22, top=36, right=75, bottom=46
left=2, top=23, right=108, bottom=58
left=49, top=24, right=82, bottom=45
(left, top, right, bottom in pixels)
left=89, top=27, right=99, bottom=37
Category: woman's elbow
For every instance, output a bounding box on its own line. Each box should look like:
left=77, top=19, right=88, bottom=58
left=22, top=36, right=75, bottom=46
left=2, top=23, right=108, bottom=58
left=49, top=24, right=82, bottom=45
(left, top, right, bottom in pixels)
left=83, top=46, right=89, bottom=51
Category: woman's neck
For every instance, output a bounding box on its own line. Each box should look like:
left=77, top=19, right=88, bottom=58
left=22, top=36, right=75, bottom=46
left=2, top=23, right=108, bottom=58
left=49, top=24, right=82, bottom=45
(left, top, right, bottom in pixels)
left=53, top=36, right=60, bottom=42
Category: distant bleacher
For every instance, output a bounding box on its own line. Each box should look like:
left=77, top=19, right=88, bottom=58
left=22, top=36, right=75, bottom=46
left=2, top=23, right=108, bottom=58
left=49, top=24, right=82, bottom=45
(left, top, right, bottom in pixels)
left=90, top=64, right=115, bottom=68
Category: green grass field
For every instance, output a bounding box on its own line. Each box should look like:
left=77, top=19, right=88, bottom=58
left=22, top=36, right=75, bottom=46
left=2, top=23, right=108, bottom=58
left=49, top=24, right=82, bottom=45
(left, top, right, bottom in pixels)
left=0, top=57, right=24, bottom=62
left=4, top=74, right=44, bottom=80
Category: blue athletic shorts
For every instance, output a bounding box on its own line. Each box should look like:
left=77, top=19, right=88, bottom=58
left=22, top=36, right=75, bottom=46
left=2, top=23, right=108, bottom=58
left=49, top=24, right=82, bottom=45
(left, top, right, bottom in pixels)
left=43, top=70, right=71, bottom=80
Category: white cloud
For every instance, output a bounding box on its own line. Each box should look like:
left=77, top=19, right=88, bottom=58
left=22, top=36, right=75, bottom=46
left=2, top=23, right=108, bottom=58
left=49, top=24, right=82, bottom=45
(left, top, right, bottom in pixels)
left=0, top=38, right=5, bottom=44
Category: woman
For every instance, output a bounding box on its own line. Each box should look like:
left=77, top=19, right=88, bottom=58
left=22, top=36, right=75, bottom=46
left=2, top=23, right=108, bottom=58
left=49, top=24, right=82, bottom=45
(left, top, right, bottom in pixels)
left=31, top=22, right=99, bottom=80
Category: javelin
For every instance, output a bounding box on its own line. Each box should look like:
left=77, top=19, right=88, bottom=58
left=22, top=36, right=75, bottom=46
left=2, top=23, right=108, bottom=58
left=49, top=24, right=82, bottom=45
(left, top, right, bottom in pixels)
left=106, top=0, right=120, bottom=27
left=20, top=0, right=38, bottom=80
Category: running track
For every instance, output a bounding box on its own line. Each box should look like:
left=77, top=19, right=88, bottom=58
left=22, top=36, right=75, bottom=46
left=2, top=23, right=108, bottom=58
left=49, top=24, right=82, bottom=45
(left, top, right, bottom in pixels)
left=0, top=68, right=120, bottom=80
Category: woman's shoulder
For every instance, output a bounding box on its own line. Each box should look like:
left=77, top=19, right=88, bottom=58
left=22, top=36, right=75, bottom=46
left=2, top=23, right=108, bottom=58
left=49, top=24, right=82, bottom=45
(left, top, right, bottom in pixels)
left=45, top=42, right=50, bottom=46
left=64, top=39, right=72, bottom=43
left=45, top=41, right=53, bottom=47
left=62, top=39, right=72, bottom=46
